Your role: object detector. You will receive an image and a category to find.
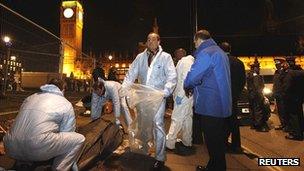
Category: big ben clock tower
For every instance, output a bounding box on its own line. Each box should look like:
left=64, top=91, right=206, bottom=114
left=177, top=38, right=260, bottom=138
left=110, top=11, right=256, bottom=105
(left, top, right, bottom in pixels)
left=60, top=0, right=83, bottom=77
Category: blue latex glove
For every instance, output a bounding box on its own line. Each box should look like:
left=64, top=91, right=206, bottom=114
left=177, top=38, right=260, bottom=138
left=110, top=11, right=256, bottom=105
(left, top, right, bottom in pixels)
left=175, top=96, right=183, bottom=105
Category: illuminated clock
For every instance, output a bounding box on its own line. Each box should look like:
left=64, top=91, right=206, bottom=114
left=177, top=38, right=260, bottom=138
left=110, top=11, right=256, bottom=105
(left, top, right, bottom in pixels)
left=63, top=8, right=74, bottom=18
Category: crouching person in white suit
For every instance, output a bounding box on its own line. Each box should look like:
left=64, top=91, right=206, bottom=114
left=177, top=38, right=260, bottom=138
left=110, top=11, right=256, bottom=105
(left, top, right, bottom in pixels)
left=91, top=79, right=132, bottom=127
left=4, top=78, right=85, bottom=171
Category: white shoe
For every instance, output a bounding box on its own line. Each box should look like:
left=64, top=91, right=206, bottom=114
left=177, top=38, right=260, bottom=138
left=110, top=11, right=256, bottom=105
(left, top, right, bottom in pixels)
left=83, top=110, right=91, bottom=115
left=75, top=101, right=83, bottom=107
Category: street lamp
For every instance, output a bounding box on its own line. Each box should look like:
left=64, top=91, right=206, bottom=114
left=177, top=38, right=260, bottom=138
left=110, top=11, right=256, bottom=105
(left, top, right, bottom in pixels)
left=10, top=56, right=16, bottom=61
left=3, top=36, right=11, bottom=44
left=108, top=55, right=113, bottom=67
left=2, top=35, right=12, bottom=95
left=108, top=55, right=113, bottom=61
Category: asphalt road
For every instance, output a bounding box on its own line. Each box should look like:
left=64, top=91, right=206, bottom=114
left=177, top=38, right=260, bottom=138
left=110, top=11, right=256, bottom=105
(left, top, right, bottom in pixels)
left=1, top=91, right=303, bottom=170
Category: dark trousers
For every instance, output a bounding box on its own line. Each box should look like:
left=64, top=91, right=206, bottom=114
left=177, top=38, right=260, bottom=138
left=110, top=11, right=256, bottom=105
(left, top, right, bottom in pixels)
left=200, top=115, right=227, bottom=171
left=286, top=99, right=304, bottom=137
left=225, top=101, right=241, bottom=149
left=192, top=112, right=204, bottom=144
left=276, top=98, right=288, bottom=128
left=249, top=95, right=268, bottom=127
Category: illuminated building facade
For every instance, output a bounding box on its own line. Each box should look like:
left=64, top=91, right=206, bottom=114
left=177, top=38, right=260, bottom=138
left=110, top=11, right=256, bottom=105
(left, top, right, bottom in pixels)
left=0, top=54, right=23, bottom=90
left=98, top=52, right=134, bottom=81
left=238, top=56, right=304, bottom=71
left=60, top=0, right=83, bottom=78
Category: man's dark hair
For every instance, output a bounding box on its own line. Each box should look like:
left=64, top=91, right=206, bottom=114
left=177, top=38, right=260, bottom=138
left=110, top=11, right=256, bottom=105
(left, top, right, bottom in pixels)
left=97, top=61, right=103, bottom=67
left=48, top=78, right=64, bottom=91
left=286, top=56, right=295, bottom=62
left=220, top=42, right=231, bottom=53
left=195, top=29, right=211, bottom=40
left=174, top=48, right=187, bottom=56
left=93, top=81, right=105, bottom=91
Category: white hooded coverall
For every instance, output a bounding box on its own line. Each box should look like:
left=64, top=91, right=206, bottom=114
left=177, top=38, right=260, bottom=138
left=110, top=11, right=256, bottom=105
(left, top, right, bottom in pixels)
left=91, top=80, right=132, bottom=126
left=166, top=55, right=194, bottom=149
left=4, top=84, right=85, bottom=171
left=122, top=46, right=177, bottom=161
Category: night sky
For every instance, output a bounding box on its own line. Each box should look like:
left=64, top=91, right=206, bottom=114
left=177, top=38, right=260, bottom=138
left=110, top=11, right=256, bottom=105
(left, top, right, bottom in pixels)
left=1, top=0, right=304, bottom=57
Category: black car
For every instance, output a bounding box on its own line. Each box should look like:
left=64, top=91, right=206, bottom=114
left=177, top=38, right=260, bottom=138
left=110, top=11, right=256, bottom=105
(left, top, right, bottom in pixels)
left=237, top=87, right=251, bottom=122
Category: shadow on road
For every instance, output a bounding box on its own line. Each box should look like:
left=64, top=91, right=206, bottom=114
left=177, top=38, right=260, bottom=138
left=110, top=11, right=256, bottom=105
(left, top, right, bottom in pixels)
left=102, top=150, right=170, bottom=171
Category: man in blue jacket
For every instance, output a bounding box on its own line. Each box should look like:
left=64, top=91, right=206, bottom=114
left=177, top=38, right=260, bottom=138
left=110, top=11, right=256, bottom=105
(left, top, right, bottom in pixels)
left=184, top=29, right=232, bottom=171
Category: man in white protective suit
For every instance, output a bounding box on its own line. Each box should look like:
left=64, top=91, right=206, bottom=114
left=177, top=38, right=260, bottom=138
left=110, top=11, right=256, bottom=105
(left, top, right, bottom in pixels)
left=91, top=79, right=132, bottom=127
left=4, top=78, right=85, bottom=171
left=166, top=54, right=194, bottom=151
left=121, top=32, right=177, bottom=170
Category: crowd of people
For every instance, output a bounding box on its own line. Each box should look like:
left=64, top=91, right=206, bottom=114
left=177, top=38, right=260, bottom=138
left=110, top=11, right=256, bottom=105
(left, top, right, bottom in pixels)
left=272, top=57, right=304, bottom=140
left=240, top=54, right=304, bottom=142
left=2, top=29, right=304, bottom=171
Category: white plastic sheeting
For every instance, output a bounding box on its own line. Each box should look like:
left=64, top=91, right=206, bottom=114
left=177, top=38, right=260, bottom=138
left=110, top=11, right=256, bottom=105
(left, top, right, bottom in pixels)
left=125, top=84, right=164, bottom=154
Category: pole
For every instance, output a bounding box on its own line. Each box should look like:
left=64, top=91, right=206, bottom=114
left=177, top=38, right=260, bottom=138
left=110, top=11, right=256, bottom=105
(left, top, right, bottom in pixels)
left=59, top=42, right=64, bottom=74
left=3, top=47, right=10, bottom=95
left=190, top=0, right=198, bottom=52
left=90, top=58, right=96, bottom=93
left=58, top=42, right=64, bottom=79
left=189, top=0, right=193, bottom=51
left=20, top=67, right=23, bottom=91
left=194, top=0, right=198, bottom=33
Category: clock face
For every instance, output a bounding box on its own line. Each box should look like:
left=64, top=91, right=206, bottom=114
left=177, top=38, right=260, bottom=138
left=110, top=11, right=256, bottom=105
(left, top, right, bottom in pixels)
left=63, top=8, right=74, bottom=18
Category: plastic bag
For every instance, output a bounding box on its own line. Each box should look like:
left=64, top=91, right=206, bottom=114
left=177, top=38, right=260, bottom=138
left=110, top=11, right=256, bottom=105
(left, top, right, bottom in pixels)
left=126, top=84, right=164, bottom=154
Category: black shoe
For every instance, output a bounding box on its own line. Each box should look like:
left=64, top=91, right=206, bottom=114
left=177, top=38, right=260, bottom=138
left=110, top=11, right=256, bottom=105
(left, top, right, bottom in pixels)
left=175, top=141, right=193, bottom=149
left=196, top=165, right=208, bottom=171
left=227, top=146, right=243, bottom=154
left=165, top=147, right=175, bottom=152
left=274, top=125, right=284, bottom=130
left=255, top=126, right=269, bottom=132
left=151, top=160, right=164, bottom=170
left=250, top=125, right=258, bottom=129
left=175, top=142, right=195, bottom=156
left=285, top=134, right=303, bottom=141
left=283, top=127, right=291, bottom=132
